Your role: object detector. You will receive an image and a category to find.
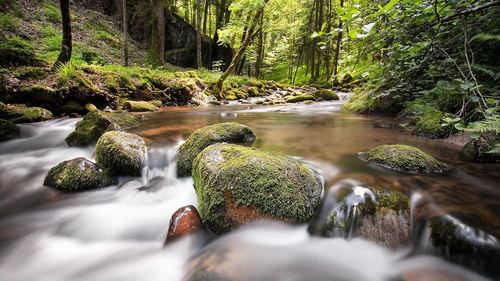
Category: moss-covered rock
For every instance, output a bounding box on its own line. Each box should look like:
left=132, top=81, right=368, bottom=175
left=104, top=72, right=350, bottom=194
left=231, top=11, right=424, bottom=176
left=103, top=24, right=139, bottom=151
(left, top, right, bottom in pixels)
left=313, top=89, right=339, bottom=101
left=84, top=103, right=98, bottom=112
left=0, top=102, right=53, bottom=123
left=245, top=87, right=260, bottom=97
left=192, top=143, right=323, bottom=234
left=321, top=187, right=410, bottom=248
left=62, top=101, right=85, bottom=114
left=0, top=119, right=20, bottom=141
left=123, top=100, right=158, bottom=112
left=411, top=109, right=452, bottom=138
left=287, top=94, right=315, bottom=103
left=359, top=144, right=448, bottom=174
left=95, top=131, right=146, bottom=176
left=342, top=91, right=403, bottom=114
left=150, top=100, right=163, bottom=107
left=43, top=157, right=115, bottom=191
left=65, top=111, right=140, bottom=147
left=176, top=122, right=256, bottom=177
left=460, top=131, right=500, bottom=163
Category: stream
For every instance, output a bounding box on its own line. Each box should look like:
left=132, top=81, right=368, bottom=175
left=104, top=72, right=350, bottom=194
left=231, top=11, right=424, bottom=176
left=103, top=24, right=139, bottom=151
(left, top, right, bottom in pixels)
left=0, top=96, right=499, bottom=281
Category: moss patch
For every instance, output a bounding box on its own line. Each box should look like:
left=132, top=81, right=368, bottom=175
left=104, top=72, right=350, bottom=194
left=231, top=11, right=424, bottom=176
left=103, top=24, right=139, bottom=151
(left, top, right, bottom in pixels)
left=359, top=144, right=448, bottom=174
left=176, top=122, right=256, bottom=177
left=192, top=143, right=323, bottom=234
left=95, top=131, right=146, bottom=176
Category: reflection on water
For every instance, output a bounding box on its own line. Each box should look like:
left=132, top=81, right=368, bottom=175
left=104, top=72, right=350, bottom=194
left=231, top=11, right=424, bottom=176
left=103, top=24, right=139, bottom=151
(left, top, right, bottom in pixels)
left=0, top=102, right=498, bottom=281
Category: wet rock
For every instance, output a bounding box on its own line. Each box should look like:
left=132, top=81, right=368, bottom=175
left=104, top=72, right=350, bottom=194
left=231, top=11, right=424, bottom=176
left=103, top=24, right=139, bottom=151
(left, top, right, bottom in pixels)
left=43, top=157, right=115, bottom=191
left=192, top=143, right=323, bottom=234
left=165, top=205, right=204, bottom=244
left=359, top=144, right=448, bottom=175
left=95, top=131, right=146, bottom=176
left=313, top=89, right=339, bottom=101
left=123, top=101, right=158, bottom=112
left=61, top=101, right=85, bottom=114
left=176, top=122, right=256, bottom=177
left=0, top=102, right=53, bottom=123
left=460, top=131, right=500, bottom=163
left=321, top=186, right=410, bottom=249
left=0, top=119, right=20, bottom=141
left=287, top=94, right=315, bottom=103
left=65, top=111, right=140, bottom=147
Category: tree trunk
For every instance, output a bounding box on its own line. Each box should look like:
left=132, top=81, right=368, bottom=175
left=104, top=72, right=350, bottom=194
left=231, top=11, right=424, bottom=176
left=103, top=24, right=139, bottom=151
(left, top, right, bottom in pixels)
left=123, top=0, right=129, bottom=66
left=333, top=0, right=344, bottom=78
left=196, top=0, right=202, bottom=68
left=152, top=0, right=165, bottom=65
left=255, top=12, right=264, bottom=78
left=54, top=0, right=72, bottom=67
left=203, top=0, right=209, bottom=34
left=216, top=0, right=269, bottom=94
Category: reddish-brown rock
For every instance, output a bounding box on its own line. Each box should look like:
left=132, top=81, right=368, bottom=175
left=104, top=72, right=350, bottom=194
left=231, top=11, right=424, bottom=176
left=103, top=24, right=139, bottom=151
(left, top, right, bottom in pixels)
left=165, top=205, right=204, bottom=245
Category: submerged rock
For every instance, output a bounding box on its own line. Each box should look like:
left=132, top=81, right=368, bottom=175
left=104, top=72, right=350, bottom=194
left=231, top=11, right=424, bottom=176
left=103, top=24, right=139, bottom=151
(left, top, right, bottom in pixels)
left=0, top=102, right=53, bottom=123
left=0, top=119, right=20, bottom=141
left=313, top=89, right=339, bottom=101
left=321, top=186, right=410, bottom=249
left=165, top=205, right=204, bottom=245
left=359, top=144, right=448, bottom=175
left=176, top=122, right=256, bottom=177
left=95, top=131, right=146, bottom=176
left=43, top=157, right=115, bottom=191
left=123, top=101, right=158, bottom=112
left=287, top=94, right=315, bottom=103
left=192, top=143, right=323, bottom=234
left=460, top=131, right=500, bottom=163
left=65, top=111, right=140, bottom=147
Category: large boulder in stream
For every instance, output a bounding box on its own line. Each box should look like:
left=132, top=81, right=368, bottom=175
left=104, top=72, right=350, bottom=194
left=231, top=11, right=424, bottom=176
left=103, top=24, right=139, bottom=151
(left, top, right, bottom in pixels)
left=95, top=131, right=146, bottom=176
left=65, top=111, right=140, bottom=147
left=460, top=131, right=500, bottom=163
left=176, top=122, right=256, bottom=177
left=320, top=186, right=410, bottom=249
left=359, top=144, right=448, bottom=175
left=0, top=102, right=53, bottom=123
left=44, top=157, right=115, bottom=191
left=0, top=119, right=21, bottom=141
left=192, top=143, right=323, bottom=234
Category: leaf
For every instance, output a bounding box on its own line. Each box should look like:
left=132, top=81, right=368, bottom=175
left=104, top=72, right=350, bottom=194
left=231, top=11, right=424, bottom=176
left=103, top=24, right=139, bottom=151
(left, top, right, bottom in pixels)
left=471, top=33, right=500, bottom=42
left=382, top=0, right=399, bottom=12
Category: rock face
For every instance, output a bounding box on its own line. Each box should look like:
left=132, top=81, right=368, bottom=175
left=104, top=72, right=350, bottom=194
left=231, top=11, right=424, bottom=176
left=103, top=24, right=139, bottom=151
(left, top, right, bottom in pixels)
left=359, top=144, right=448, bottom=175
left=165, top=205, right=204, bottom=245
left=321, top=186, right=410, bottom=249
left=0, top=102, right=53, bottom=123
left=65, top=111, right=140, bottom=147
left=95, top=131, right=146, bottom=176
left=43, top=157, right=115, bottom=191
left=176, top=122, right=256, bottom=177
left=460, top=131, right=500, bottom=163
left=0, top=119, right=20, bottom=141
left=192, top=143, right=323, bottom=234
left=287, top=94, right=315, bottom=103
left=123, top=101, right=158, bottom=112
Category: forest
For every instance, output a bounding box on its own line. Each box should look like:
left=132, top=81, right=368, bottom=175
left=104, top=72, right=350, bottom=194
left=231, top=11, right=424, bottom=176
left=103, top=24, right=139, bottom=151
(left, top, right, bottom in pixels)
left=0, top=0, right=499, bottom=281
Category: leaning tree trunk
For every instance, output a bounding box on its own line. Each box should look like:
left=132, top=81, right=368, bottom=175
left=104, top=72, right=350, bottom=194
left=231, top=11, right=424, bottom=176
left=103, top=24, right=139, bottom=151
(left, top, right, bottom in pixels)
left=123, top=0, right=129, bottom=66
left=216, top=0, right=269, bottom=95
left=196, top=0, right=202, bottom=68
left=54, top=0, right=72, bottom=67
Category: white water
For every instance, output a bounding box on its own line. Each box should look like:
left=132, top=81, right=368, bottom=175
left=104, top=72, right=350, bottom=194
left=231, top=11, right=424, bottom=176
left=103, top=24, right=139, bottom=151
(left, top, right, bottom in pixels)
left=0, top=117, right=493, bottom=281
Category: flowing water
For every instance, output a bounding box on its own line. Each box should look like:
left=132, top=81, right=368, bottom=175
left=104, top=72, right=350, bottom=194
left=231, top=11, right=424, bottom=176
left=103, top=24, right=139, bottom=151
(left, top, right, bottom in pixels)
left=0, top=97, right=499, bottom=281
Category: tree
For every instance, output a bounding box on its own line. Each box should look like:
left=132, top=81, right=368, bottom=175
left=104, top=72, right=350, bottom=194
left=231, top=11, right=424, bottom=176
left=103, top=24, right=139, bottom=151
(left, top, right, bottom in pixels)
left=54, top=0, right=72, bottom=67
left=151, top=0, right=165, bottom=64
left=216, top=0, right=269, bottom=94
left=196, top=0, right=202, bottom=67
left=123, top=0, right=129, bottom=66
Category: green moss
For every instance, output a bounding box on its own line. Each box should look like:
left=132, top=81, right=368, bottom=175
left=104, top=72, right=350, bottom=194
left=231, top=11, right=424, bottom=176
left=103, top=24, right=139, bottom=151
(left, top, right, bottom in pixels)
left=412, top=109, right=452, bottom=138
left=313, top=89, right=339, bottom=101
left=123, top=101, right=158, bottom=112
left=0, top=13, right=20, bottom=33
left=95, top=131, right=146, bottom=176
left=359, top=144, right=448, bottom=174
left=177, top=122, right=256, bottom=177
left=0, top=102, right=53, bottom=123
left=85, top=103, right=98, bottom=112
left=65, top=111, right=140, bottom=146
left=43, top=2, right=62, bottom=23
left=245, top=86, right=260, bottom=97
left=13, top=67, right=48, bottom=79
left=0, top=119, right=20, bottom=141
left=192, top=143, right=323, bottom=234
left=44, top=157, right=115, bottom=191
left=0, top=36, right=39, bottom=66
left=287, top=94, right=315, bottom=103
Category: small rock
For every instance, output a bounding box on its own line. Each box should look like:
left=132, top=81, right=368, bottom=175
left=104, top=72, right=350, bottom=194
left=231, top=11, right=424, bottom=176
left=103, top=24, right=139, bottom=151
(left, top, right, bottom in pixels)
left=43, top=157, right=115, bottom=191
left=165, top=205, right=204, bottom=245
left=0, top=119, right=20, bottom=141
left=95, top=131, right=146, bottom=176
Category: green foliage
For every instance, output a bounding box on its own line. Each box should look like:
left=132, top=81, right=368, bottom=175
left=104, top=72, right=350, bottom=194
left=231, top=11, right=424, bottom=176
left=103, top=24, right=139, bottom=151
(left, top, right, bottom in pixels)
left=56, top=62, right=77, bottom=85
left=43, top=3, right=62, bottom=23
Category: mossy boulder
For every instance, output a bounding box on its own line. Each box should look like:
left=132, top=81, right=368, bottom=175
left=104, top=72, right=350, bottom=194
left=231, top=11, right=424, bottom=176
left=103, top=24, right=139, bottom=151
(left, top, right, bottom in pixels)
left=359, top=144, right=448, bottom=174
left=123, top=101, right=158, bottom=112
left=62, top=101, right=85, bottom=114
left=460, top=131, right=500, bottom=163
left=245, top=87, right=260, bottom=97
left=321, top=187, right=410, bottom=249
left=43, top=157, right=115, bottom=191
left=0, top=119, right=20, bottom=141
left=176, top=122, right=256, bottom=177
left=150, top=100, right=163, bottom=107
left=411, top=109, right=453, bottom=138
left=313, top=89, right=339, bottom=101
left=287, top=94, right=315, bottom=103
left=0, top=102, right=53, bottom=123
left=84, top=103, right=98, bottom=112
left=95, top=131, right=146, bottom=176
left=192, top=143, right=323, bottom=234
left=65, top=111, right=140, bottom=147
